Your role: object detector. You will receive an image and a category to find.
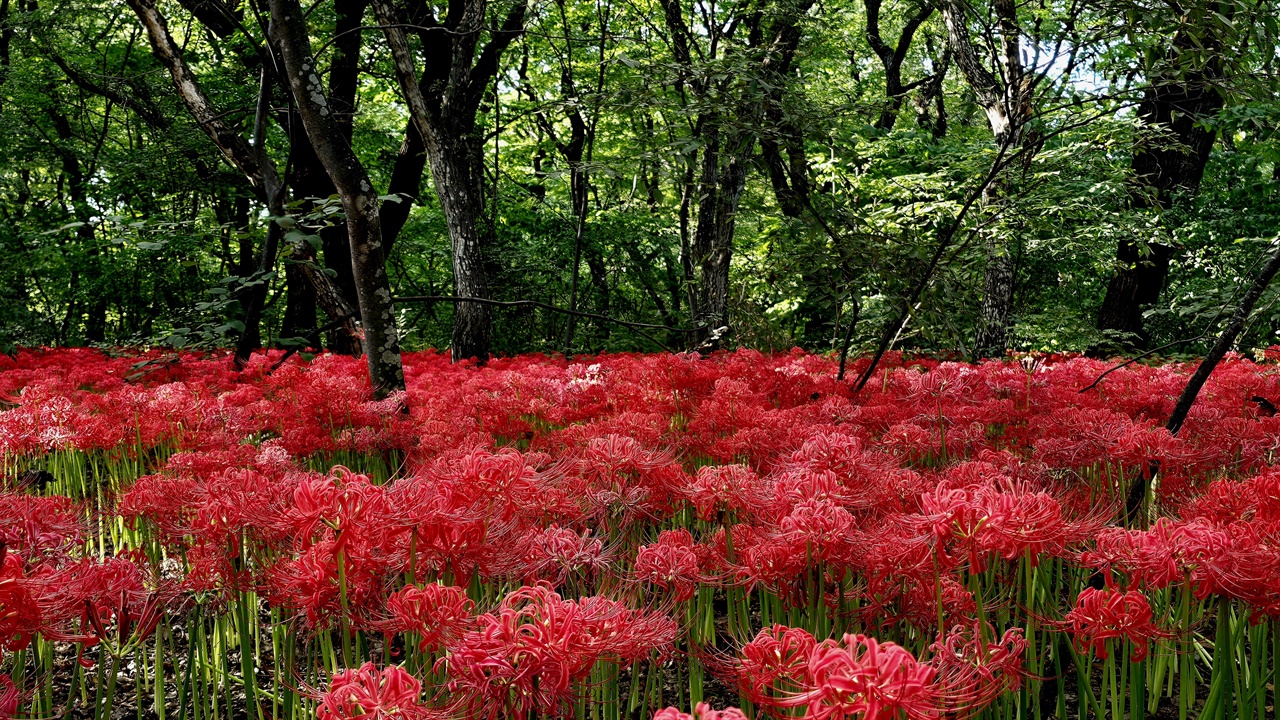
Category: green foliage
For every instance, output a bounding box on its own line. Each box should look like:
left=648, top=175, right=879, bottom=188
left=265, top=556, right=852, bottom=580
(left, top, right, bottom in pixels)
left=0, top=0, right=1278, bottom=357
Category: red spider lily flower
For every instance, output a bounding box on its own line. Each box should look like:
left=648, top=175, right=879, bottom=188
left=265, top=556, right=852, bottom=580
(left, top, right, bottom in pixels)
left=778, top=498, right=855, bottom=564
left=686, top=464, right=766, bottom=521
left=318, top=663, right=433, bottom=720
left=635, top=529, right=704, bottom=601
left=0, top=493, right=84, bottom=564
left=1064, top=587, right=1165, bottom=661
left=735, top=624, right=818, bottom=697
left=385, top=584, right=474, bottom=652
left=0, top=674, right=19, bottom=720
left=929, top=624, right=1027, bottom=713
left=444, top=584, right=677, bottom=719
left=267, top=538, right=388, bottom=628
left=515, top=525, right=606, bottom=582
left=651, top=703, right=749, bottom=720
left=35, top=556, right=163, bottom=647
left=0, top=546, right=39, bottom=650
left=788, top=633, right=939, bottom=720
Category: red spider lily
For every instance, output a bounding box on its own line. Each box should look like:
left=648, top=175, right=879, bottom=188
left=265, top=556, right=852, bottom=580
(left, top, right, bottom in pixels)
left=0, top=493, right=83, bottom=564
left=635, top=529, right=705, bottom=601
left=0, top=545, right=39, bottom=650
left=266, top=537, right=388, bottom=628
left=0, top=674, right=19, bottom=720
left=734, top=624, right=818, bottom=695
left=317, top=663, right=434, bottom=720
left=929, top=625, right=1027, bottom=714
left=685, top=464, right=765, bottom=521
left=444, top=584, right=677, bottom=719
left=1064, top=587, right=1166, bottom=661
left=514, top=525, right=606, bottom=582
left=787, top=633, right=940, bottom=720
left=912, top=475, right=1092, bottom=569
left=1086, top=518, right=1280, bottom=607
left=35, top=556, right=166, bottom=648
left=651, top=703, right=749, bottom=720
left=777, top=498, right=855, bottom=564
left=384, top=584, right=474, bottom=652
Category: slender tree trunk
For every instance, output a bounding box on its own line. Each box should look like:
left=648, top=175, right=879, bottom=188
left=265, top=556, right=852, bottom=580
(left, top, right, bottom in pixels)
left=270, top=0, right=405, bottom=397
left=973, top=231, right=1016, bottom=357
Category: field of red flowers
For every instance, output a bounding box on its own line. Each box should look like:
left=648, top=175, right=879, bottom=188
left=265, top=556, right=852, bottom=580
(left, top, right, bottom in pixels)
left=1, top=347, right=1278, bottom=720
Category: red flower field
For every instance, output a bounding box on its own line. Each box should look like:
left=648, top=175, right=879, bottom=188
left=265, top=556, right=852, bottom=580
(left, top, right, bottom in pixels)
left=1, top=347, right=1278, bottom=719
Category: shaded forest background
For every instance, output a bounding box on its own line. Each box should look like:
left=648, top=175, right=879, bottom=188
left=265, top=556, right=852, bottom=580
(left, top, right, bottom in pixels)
left=1, top=0, right=1278, bottom=366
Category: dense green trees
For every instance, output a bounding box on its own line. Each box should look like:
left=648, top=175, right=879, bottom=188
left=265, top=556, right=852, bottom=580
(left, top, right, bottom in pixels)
left=0, top=0, right=1277, bottom=365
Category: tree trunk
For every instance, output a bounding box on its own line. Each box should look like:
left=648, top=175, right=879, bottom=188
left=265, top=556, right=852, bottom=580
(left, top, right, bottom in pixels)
left=431, top=143, right=492, bottom=362
left=691, top=122, right=752, bottom=347
left=942, top=0, right=1030, bottom=358
left=865, top=0, right=933, bottom=131
left=270, top=0, right=405, bottom=397
left=369, top=0, right=527, bottom=363
left=973, top=233, right=1016, bottom=357
left=1095, top=64, right=1223, bottom=349
left=280, top=261, right=318, bottom=341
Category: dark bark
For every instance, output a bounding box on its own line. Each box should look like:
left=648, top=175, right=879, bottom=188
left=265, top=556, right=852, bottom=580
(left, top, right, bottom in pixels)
left=270, top=0, right=405, bottom=397
left=973, top=234, right=1015, bottom=356
left=760, top=115, right=809, bottom=218
left=127, top=0, right=366, bottom=358
left=913, top=38, right=950, bottom=139
left=691, top=119, right=751, bottom=343
left=658, top=0, right=813, bottom=348
left=234, top=195, right=253, bottom=277
left=48, top=104, right=106, bottom=342
left=1095, top=52, right=1224, bottom=349
left=234, top=67, right=285, bottom=366
left=865, top=0, right=934, bottom=131
left=280, top=261, right=318, bottom=341
left=943, top=0, right=1033, bottom=358
left=370, top=0, right=527, bottom=363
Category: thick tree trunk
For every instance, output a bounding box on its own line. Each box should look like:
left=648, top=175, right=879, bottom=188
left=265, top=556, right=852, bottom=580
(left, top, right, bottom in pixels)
left=691, top=123, right=751, bottom=347
left=129, top=0, right=368, bottom=361
left=270, top=0, right=405, bottom=397
left=434, top=146, right=493, bottom=362
left=370, top=0, right=526, bottom=363
left=1095, top=69, right=1222, bottom=349
left=1096, top=240, right=1175, bottom=347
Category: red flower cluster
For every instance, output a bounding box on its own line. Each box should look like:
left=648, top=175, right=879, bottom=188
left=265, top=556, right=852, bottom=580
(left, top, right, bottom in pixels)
left=1064, top=587, right=1164, bottom=661
left=4, top=346, right=1280, bottom=718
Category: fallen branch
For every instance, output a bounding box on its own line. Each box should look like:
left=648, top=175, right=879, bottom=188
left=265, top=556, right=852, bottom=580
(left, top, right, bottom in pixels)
left=1077, top=333, right=1208, bottom=394
left=268, top=312, right=358, bottom=374
left=393, top=296, right=697, bottom=353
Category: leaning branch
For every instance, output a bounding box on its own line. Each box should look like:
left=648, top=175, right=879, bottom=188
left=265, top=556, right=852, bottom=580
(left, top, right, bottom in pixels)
left=126, top=0, right=279, bottom=200
left=1122, top=232, right=1280, bottom=523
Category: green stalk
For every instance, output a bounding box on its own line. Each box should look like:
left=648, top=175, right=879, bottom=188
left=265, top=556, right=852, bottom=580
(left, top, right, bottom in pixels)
left=100, top=654, right=122, bottom=720
left=1065, top=641, right=1105, bottom=720
left=155, top=623, right=167, bottom=720
left=237, top=590, right=261, bottom=720
left=336, top=545, right=353, bottom=668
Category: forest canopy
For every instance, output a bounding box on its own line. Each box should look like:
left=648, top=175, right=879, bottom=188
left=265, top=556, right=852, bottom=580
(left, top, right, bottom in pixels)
left=0, top=0, right=1278, bottom=378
